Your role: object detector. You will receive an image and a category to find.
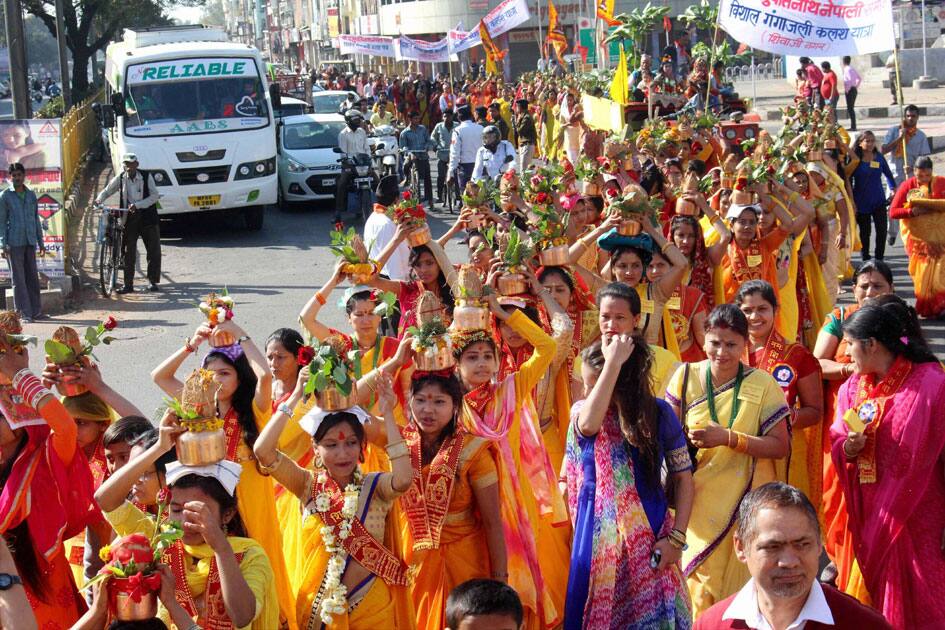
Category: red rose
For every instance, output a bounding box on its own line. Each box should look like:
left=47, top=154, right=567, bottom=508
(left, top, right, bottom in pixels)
left=402, top=190, right=412, bottom=200
left=156, top=487, right=171, bottom=505
left=606, top=187, right=619, bottom=199
left=297, top=346, right=316, bottom=367
left=535, top=192, right=549, bottom=204
left=111, top=534, right=154, bottom=565
left=102, top=315, right=118, bottom=331
left=334, top=220, right=345, bottom=232
left=223, top=308, right=234, bottom=321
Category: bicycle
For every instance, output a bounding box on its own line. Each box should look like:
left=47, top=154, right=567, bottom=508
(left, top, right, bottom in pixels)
left=96, top=204, right=130, bottom=297
left=443, top=175, right=460, bottom=214
left=401, top=149, right=423, bottom=204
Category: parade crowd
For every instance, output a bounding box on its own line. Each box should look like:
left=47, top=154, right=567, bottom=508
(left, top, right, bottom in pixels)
left=2, top=53, right=945, bottom=630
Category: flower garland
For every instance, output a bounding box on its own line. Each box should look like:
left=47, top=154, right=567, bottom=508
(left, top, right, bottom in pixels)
left=314, top=467, right=364, bottom=625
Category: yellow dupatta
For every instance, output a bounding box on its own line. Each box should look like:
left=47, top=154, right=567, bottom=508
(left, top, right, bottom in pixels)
left=635, top=284, right=681, bottom=360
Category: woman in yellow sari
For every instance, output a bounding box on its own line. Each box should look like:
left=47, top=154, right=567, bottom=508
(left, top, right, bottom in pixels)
left=94, top=412, right=280, bottom=630
left=255, top=369, right=415, bottom=629
left=152, top=317, right=295, bottom=628
left=665, top=304, right=790, bottom=617
left=454, top=290, right=568, bottom=629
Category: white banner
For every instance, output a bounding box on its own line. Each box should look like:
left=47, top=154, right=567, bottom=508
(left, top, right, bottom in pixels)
left=397, top=36, right=452, bottom=62
left=448, top=0, right=531, bottom=53
left=338, top=34, right=397, bottom=57
left=719, top=0, right=895, bottom=56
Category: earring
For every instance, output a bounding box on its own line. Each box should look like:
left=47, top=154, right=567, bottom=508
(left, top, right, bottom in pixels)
left=314, top=452, right=325, bottom=469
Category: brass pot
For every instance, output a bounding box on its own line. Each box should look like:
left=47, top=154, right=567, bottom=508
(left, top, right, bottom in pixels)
left=316, top=385, right=356, bottom=412
left=807, top=150, right=823, bottom=162
left=622, top=157, right=634, bottom=171
left=579, top=181, right=600, bottom=196
left=721, top=174, right=736, bottom=190
left=109, top=579, right=159, bottom=621
left=618, top=219, right=643, bottom=236
left=57, top=379, right=89, bottom=397
left=406, top=224, right=432, bottom=247
left=538, top=244, right=570, bottom=266
left=675, top=198, right=699, bottom=217
left=466, top=212, right=482, bottom=231
left=497, top=272, right=528, bottom=295
left=176, top=428, right=227, bottom=466
left=452, top=303, right=490, bottom=330
left=209, top=328, right=236, bottom=348
left=414, top=341, right=455, bottom=371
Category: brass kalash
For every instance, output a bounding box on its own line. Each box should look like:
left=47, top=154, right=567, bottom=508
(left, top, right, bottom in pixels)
left=411, top=291, right=455, bottom=371
left=173, top=369, right=227, bottom=466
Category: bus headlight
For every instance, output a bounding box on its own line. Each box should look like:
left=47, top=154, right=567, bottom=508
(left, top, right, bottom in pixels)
left=235, top=157, right=276, bottom=180
left=150, top=169, right=172, bottom=186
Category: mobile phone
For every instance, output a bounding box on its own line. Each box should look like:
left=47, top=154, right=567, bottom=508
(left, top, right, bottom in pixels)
left=650, top=548, right=662, bottom=569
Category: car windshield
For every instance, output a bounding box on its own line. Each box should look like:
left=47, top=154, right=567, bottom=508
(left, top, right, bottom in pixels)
left=312, top=93, right=351, bottom=114
left=124, top=57, right=269, bottom=136
left=275, top=103, right=309, bottom=118
left=283, top=120, right=345, bottom=150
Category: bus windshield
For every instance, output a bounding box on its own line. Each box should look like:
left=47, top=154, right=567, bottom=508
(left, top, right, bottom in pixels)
left=124, top=57, right=269, bottom=137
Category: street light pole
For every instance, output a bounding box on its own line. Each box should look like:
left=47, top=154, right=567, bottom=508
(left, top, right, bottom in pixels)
left=3, top=0, right=30, bottom=118
left=54, top=0, right=72, bottom=109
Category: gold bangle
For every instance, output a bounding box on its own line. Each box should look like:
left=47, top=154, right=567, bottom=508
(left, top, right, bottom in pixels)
left=386, top=440, right=409, bottom=460
left=660, top=241, right=673, bottom=254
left=361, top=369, right=378, bottom=392
left=734, top=432, right=749, bottom=454
left=727, top=430, right=736, bottom=449
left=257, top=451, right=283, bottom=475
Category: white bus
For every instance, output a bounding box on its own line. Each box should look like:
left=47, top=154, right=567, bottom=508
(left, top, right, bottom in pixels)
left=99, top=25, right=280, bottom=229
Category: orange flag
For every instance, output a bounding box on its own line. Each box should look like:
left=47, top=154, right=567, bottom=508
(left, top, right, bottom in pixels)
left=596, top=0, right=618, bottom=26
left=479, top=19, right=505, bottom=75
left=546, top=0, right=568, bottom=65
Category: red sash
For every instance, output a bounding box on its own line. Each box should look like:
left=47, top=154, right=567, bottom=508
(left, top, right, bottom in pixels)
left=89, top=439, right=109, bottom=489
left=849, top=355, right=912, bottom=484
left=729, top=240, right=764, bottom=286
left=222, top=408, right=244, bottom=462
left=168, top=541, right=246, bottom=630
left=310, top=473, right=410, bottom=586
left=463, top=382, right=496, bottom=418
left=400, top=424, right=464, bottom=551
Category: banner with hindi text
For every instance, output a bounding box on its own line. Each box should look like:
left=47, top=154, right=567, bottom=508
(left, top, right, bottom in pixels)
left=719, top=0, right=894, bottom=57
left=448, top=0, right=531, bottom=53
left=397, top=36, right=452, bottom=63
left=338, top=34, right=397, bottom=58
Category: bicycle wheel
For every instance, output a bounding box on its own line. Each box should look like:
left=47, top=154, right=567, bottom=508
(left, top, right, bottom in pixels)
left=98, top=229, right=115, bottom=297
left=110, top=228, right=123, bottom=294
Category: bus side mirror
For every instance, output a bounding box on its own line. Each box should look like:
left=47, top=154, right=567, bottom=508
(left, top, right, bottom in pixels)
left=269, top=84, right=282, bottom=110
left=92, top=102, right=115, bottom=129
left=110, top=92, right=127, bottom=118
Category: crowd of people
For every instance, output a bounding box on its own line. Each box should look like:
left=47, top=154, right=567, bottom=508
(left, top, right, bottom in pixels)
left=2, top=54, right=945, bottom=630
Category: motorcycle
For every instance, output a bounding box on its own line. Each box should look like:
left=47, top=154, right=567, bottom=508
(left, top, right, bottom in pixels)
left=45, top=83, right=61, bottom=97
left=369, top=125, right=400, bottom=178
left=337, top=152, right=376, bottom=223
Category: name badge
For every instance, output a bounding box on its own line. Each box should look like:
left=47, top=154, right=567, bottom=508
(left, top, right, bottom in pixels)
left=738, top=382, right=764, bottom=405
left=843, top=408, right=866, bottom=433
left=666, top=296, right=682, bottom=310
left=747, top=255, right=763, bottom=268
left=640, top=299, right=655, bottom=314
left=869, top=161, right=880, bottom=168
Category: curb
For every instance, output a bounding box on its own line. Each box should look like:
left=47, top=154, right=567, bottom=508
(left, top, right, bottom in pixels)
left=762, top=104, right=945, bottom=121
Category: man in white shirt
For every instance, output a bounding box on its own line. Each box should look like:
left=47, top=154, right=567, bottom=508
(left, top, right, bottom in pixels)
left=447, top=106, right=484, bottom=193
left=472, top=125, right=517, bottom=183
left=95, top=153, right=161, bottom=293
left=363, top=175, right=409, bottom=281
left=695, top=482, right=892, bottom=630
left=335, top=109, right=372, bottom=223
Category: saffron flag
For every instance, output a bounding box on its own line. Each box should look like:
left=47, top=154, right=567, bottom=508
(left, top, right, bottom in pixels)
left=479, top=19, right=505, bottom=75
left=596, top=0, right=618, bottom=26
left=546, top=0, right=568, bottom=65
left=610, top=43, right=629, bottom=105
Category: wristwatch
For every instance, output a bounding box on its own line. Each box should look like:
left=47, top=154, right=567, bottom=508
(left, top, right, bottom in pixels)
left=237, top=335, right=250, bottom=344
left=0, top=573, right=21, bottom=590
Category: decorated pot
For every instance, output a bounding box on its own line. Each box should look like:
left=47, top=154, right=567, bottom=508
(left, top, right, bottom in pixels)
left=414, top=341, right=455, bottom=371
left=176, top=428, right=227, bottom=466
left=824, top=139, right=837, bottom=150
left=675, top=198, right=699, bottom=217
left=317, top=385, right=356, bottom=412
left=452, top=302, right=490, bottom=330
left=721, top=174, right=736, bottom=190
left=497, top=272, right=528, bottom=296
left=807, top=150, right=823, bottom=162
left=538, top=244, right=570, bottom=266
left=617, top=219, right=643, bottom=236
left=406, top=224, right=432, bottom=247
left=209, top=328, right=236, bottom=348
left=466, top=212, right=482, bottom=231
left=622, top=157, right=634, bottom=171
left=109, top=579, right=159, bottom=621
left=57, top=373, right=89, bottom=397
left=579, top=181, right=600, bottom=196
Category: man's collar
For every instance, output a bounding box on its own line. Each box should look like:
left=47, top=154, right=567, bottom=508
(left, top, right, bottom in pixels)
left=723, top=579, right=833, bottom=629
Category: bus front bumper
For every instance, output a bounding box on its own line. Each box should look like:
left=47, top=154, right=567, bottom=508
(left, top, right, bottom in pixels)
left=155, top=177, right=277, bottom=215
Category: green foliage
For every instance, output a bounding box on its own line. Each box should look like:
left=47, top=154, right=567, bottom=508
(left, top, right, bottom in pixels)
left=34, top=96, right=65, bottom=119
left=691, top=41, right=751, bottom=74
left=44, top=322, right=115, bottom=364
left=680, top=0, right=719, bottom=36
left=605, top=3, right=671, bottom=67
left=407, top=318, right=449, bottom=350
left=304, top=340, right=357, bottom=397
left=501, top=227, right=533, bottom=268
left=372, top=291, right=397, bottom=318
left=329, top=227, right=362, bottom=263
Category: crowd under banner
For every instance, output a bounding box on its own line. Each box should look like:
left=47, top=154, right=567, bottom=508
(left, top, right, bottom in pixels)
left=719, top=0, right=895, bottom=56
left=397, top=35, right=454, bottom=63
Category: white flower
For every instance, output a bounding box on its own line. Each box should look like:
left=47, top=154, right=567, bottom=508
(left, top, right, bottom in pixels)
left=315, top=494, right=331, bottom=513
left=342, top=494, right=358, bottom=516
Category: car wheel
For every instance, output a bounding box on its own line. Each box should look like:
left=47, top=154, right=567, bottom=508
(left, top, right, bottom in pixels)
left=243, top=206, right=264, bottom=230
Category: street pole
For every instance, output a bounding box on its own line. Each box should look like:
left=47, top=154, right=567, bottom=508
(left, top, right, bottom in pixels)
left=3, top=0, right=30, bottom=118
left=921, top=0, right=928, bottom=77
left=54, top=0, right=72, bottom=109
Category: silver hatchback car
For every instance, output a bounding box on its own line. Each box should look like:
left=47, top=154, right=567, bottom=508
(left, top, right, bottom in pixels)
left=276, top=113, right=347, bottom=206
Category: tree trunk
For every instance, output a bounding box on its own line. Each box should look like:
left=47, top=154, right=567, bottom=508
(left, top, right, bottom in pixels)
left=70, top=48, right=90, bottom=100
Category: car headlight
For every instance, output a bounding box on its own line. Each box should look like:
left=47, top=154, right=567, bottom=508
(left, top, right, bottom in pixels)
left=286, top=159, right=307, bottom=174
left=235, top=157, right=276, bottom=180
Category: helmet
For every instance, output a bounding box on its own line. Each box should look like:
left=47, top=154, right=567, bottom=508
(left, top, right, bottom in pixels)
left=482, top=125, right=500, bottom=146
left=344, top=109, right=364, bottom=124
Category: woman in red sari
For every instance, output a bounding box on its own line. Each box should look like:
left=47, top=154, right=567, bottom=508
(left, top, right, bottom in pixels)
left=736, top=280, right=823, bottom=510
left=813, top=259, right=894, bottom=598
left=830, top=297, right=945, bottom=627
left=669, top=209, right=730, bottom=313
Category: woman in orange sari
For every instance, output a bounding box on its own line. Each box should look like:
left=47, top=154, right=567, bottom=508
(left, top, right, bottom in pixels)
left=888, top=155, right=945, bottom=318
left=736, top=280, right=823, bottom=510
left=813, top=259, right=894, bottom=598
left=669, top=208, right=730, bottom=313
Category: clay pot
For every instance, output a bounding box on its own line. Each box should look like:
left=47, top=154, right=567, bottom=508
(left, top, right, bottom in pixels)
left=176, top=428, right=226, bottom=466
left=452, top=302, right=490, bottom=330
left=675, top=198, right=699, bottom=217
left=316, top=385, right=356, bottom=412
left=57, top=378, right=89, bottom=397
left=414, top=341, right=455, bottom=371
left=497, top=272, right=528, bottom=295
left=579, top=181, right=600, bottom=196
left=721, top=174, right=736, bottom=190
left=406, top=224, right=432, bottom=247
left=109, top=580, right=158, bottom=621
left=209, top=328, right=236, bottom=348
left=466, top=212, right=482, bottom=231
left=617, top=219, right=643, bottom=236
left=538, top=244, right=570, bottom=266
left=807, top=150, right=823, bottom=162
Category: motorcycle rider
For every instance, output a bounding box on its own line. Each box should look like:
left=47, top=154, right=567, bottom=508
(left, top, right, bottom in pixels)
left=431, top=109, right=456, bottom=206
left=472, top=125, right=517, bottom=183
left=398, top=110, right=434, bottom=206
left=335, top=109, right=375, bottom=223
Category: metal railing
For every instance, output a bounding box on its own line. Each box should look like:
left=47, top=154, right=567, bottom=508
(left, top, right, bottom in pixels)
left=61, top=88, right=104, bottom=194
left=728, top=61, right=786, bottom=82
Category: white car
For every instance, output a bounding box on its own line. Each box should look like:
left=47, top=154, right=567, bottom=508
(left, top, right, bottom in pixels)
left=277, top=113, right=347, bottom=206
left=273, top=95, right=312, bottom=119
left=312, top=90, right=358, bottom=115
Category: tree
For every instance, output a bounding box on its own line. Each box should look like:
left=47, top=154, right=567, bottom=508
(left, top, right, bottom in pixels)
left=605, top=3, right=670, bottom=70
left=200, top=0, right=225, bottom=28
left=679, top=0, right=718, bottom=45
left=22, top=0, right=203, bottom=100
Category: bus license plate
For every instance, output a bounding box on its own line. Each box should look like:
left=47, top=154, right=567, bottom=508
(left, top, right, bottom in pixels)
left=355, top=177, right=373, bottom=186
left=188, top=195, right=221, bottom=208
left=322, top=178, right=336, bottom=186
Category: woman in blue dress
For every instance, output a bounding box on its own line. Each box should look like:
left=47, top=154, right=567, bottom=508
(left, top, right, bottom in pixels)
left=847, top=130, right=897, bottom=261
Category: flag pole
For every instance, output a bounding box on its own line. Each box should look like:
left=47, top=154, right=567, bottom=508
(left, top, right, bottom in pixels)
left=538, top=0, right=546, bottom=60
left=705, top=2, right=722, bottom=113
